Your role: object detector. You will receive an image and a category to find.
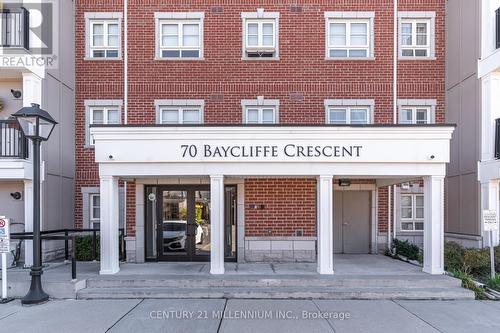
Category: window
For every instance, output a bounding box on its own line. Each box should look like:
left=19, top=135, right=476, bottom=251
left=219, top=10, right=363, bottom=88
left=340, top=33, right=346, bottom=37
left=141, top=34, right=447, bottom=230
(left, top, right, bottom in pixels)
left=400, top=20, right=430, bottom=57
left=155, top=100, right=204, bottom=124
left=159, top=107, right=202, bottom=124
left=85, top=13, right=122, bottom=59
left=241, top=98, right=279, bottom=124
left=242, top=10, right=279, bottom=59
left=400, top=194, right=424, bottom=231
left=327, top=107, right=370, bottom=124
left=90, top=194, right=100, bottom=229
left=245, top=107, right=276, bottom=124
left=398, top=12, right=435, bottom=59
left=85, top=100, right=122, bottom=147
left=325, top=12, right=374, bottom=59
left=90, top=107, right=120, bottom=126
left=155, top=13, right=204, bottom=59
left=327, top=20, right=370, bottom=58
left=496, top=7, right=500, bottom=49
left=400, top=107, right=431, bottom=124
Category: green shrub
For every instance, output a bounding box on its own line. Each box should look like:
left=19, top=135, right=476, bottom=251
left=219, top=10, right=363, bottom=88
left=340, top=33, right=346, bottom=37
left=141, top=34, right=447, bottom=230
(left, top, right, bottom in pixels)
left=392, top=239, right=421, bottom=261
left=486, top=275, right=500, bottom=291
left=452, top=270, right=487, bottom=300
left=444, top=241, right=465, bottom=272
left=75, top=235, right=100, bottom=261
left=463, top=248, right=491, bottom=278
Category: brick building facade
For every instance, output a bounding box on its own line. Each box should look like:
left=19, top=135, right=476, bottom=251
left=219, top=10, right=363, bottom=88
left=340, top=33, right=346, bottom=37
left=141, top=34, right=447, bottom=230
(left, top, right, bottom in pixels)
left=75, top=0, right=450, bottom=274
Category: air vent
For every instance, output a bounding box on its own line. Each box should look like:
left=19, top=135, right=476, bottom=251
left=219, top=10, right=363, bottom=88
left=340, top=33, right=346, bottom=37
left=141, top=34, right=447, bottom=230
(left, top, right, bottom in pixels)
left=211, top=6, right=223, bottom=14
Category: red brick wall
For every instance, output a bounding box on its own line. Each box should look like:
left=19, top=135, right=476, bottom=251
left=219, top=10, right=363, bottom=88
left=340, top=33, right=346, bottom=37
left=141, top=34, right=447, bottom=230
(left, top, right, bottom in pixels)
left=245, top=178, right=316, bottom=237
left=75, top=0, right=446, bottom=234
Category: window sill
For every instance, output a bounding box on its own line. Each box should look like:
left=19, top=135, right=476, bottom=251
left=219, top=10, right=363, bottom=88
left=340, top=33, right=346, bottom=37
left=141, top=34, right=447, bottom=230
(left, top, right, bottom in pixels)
left=398, top=56, right=437, bottom=61
left=84, top=57, right=123, bottom=61
left=325, top=57, right=375, bottom=61
left=154, top=57, right=205, bottom=61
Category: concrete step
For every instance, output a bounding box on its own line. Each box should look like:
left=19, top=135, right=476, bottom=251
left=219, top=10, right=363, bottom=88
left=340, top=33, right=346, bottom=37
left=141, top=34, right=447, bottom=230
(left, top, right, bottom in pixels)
left=77, top=286, right=475, bottom=300
left=86, top=274, right=462, bottom=289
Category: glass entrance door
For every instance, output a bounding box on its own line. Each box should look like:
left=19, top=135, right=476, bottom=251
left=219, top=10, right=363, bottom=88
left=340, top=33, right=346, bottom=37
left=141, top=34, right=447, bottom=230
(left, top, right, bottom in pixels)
left=145, top=184, right=236, bottom=262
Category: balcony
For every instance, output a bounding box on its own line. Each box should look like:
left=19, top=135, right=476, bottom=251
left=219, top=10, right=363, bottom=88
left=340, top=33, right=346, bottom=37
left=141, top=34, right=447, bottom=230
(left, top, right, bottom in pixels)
left=0, top=119, right=28, bottom=159
left=0, top=7, right=29, bottom=50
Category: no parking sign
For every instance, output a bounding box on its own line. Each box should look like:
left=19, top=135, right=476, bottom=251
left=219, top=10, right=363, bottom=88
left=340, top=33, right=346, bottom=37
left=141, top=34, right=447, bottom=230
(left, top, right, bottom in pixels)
left=0, top=217, right=10, bottom=253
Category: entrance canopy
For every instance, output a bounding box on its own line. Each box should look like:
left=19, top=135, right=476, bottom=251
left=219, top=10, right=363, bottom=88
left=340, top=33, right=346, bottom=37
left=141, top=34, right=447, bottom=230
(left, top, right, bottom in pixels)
left=90, top=124, right=455, bottom=276
left=91, top=125, right=454, bottom=179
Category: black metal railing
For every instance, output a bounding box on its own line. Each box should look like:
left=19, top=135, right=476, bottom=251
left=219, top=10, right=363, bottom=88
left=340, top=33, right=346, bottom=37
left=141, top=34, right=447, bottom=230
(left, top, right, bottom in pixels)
left=496, top=118, right=500, bottom=159
left=497, top=7, right=500, bottom=49
left=0, top=7, right=29, bottom=49
left=10, top=228, right=127, bottom=280
left=0, top=119, right=29, bottom=159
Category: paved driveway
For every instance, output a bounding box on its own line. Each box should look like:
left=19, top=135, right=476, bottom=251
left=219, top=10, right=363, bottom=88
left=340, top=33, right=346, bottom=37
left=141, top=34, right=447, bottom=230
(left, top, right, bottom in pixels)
left=1, top=299, right=500, bottom=333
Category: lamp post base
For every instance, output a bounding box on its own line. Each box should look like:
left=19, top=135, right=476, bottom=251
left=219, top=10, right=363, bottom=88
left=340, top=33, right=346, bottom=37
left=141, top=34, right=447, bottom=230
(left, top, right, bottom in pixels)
left=21, top=268, right=49, bottom=305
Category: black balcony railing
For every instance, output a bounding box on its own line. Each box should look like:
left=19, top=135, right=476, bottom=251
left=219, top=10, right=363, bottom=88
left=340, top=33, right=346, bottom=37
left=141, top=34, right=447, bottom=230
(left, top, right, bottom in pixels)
left=496, top=119, right=500, bottom=159
left=0, top=7, right=29, bottom=49
left=0, top=119, right=29, bottom=159
left=497, top=8, right=500, bottom=49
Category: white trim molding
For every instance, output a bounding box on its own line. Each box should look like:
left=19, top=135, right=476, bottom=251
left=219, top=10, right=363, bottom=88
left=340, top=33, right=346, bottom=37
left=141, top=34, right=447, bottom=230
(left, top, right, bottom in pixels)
left=241, top=9, right=280, bottom=60
left=324, top=99, right=375, bottom=124
left=397, top=99, right=437, bottom=124
left=324, top=11, right=375, bottom=60
left=154, top=12, right=205, bottom=60
left=84, top=100, right=123, bottom=148
left=154, top=99, right=205, bottom=124
left=84, top=12, right=123, bottom=60
left=241, top=97, right=280, bottom=124
left=398, top=11, right=436, bottom=60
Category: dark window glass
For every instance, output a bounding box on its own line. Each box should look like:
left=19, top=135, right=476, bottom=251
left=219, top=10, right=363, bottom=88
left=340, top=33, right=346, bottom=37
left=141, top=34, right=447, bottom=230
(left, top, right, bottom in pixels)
left=106, top=50, right=119, bottom=58
left=162, top=50, right=181, bottom=58
left=92, top=50, right=105, bottom=58
left=181, top=50, right=200, bottom=58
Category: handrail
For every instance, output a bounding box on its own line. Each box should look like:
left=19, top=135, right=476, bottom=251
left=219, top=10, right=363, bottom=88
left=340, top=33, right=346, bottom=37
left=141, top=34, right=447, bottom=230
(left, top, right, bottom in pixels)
left=10, top=228, right=127, bottom=279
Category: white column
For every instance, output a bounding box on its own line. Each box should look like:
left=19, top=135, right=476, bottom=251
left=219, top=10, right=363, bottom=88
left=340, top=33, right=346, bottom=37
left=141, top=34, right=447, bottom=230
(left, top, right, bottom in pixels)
left=481, top=181, right=500, bottom=246
left=423, top=175, right=445, bottom=275
left=210, top=175, right=225, bottom=274
left=23, top=180, right=33, bottom=267
left=99, top=175, right=120, bottom=275
left=317, top=175, right=334, bottom=275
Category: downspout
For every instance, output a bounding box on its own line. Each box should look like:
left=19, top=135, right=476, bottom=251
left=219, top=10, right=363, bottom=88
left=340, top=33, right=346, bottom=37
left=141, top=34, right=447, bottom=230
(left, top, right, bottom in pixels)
left=393, top=185, right=397, bottom=248
left=123, top=0, right=128, bottom=238
left=387, top=186, right=392, bottom=251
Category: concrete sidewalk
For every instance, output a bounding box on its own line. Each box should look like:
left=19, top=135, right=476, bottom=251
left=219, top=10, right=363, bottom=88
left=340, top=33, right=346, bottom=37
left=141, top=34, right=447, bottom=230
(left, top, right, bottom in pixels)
left=1, top=299, right=499, bottom=333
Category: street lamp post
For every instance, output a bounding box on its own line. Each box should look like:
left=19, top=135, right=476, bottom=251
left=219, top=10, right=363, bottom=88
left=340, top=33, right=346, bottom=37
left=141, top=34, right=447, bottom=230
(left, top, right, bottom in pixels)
left=13, top=103, right=57, bottom=305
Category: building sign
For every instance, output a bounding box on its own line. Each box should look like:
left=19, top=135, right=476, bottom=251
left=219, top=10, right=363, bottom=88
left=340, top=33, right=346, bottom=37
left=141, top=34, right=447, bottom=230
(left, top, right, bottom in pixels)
left=0, top=218, right=10, bottom=253
left=483, top=210, right=498, bottom=231
left=181, top=144, right=363, bottom=159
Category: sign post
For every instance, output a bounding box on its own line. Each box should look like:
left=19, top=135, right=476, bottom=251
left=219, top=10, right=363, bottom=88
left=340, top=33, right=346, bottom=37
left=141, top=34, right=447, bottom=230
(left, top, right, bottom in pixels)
left=483, top=210, right=498, bottom=279
left=0, top=216, right=13, bottom=303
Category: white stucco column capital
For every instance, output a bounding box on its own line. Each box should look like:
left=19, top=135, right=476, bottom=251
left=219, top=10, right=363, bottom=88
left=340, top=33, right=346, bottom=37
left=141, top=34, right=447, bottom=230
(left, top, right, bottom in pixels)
left=210, top=175, right=225, bottom=274
left=423, top=175, right=444, bottom=275
left=99, top=175, right=120, bottom=275
left=317, top=175, right=334, bottom=275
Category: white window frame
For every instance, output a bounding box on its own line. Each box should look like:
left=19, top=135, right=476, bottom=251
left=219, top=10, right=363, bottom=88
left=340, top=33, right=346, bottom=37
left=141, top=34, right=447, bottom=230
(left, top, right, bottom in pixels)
left=324, top=99, right=375, bottom=124
left=154, top=99, right=204, bottom=124
left=89, top=194, right=101, bottom=228
left=85, top=13, right=123, bottom=60
left=241, top=10, right=280, bottom=60
left=85, top=100, right=123, bottom=148
left=398, top=12, right=436, bottom=60
left=400, top=193, right=424, bottom=232
left=399, top=106, right=431, bottom=124
left=241, top=97, right=279, bottom=123
left=397, top=99, right=436, bottom=124
left=324, top=12, right=375, bottom=60
left=155, top=12, right=205, bottom=60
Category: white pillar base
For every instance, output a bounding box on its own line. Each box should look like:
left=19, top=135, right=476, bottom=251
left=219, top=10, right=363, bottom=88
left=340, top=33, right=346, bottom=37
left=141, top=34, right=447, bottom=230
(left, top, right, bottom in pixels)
left=423, top=175, right=444, bottom=275
left=317, top=175, right=334, bottom=275
left=210, top=175, right=225, bottom=274
left=99, top=176, right=120, bottom=275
